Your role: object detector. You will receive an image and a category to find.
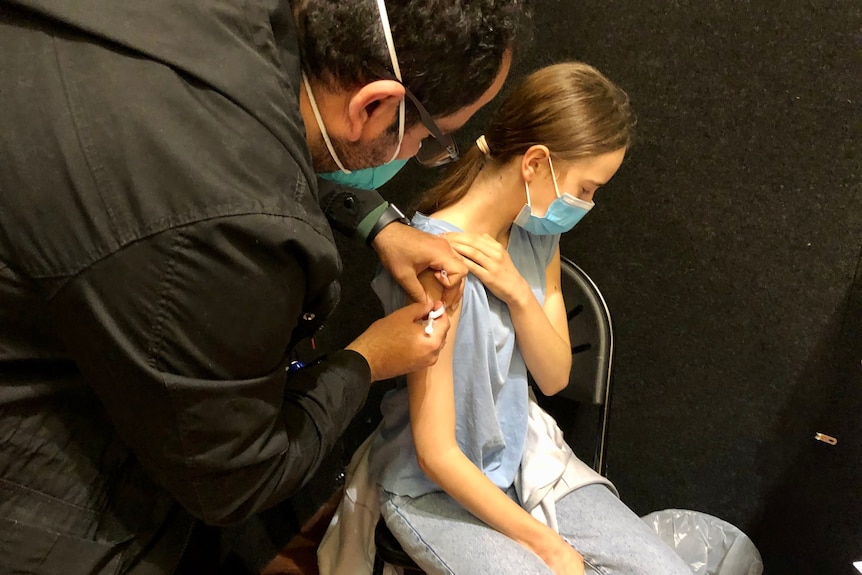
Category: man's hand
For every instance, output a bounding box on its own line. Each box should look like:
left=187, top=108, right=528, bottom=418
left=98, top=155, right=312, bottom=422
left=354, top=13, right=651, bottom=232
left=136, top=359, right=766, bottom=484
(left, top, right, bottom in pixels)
left=372, top=223, right=467, bottom=309
left=346, top=300, right=450, bottom=382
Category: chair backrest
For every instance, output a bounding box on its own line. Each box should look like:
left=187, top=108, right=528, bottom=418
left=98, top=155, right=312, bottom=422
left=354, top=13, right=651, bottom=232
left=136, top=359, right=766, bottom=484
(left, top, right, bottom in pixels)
left=558, top=256, right=613, bottom=407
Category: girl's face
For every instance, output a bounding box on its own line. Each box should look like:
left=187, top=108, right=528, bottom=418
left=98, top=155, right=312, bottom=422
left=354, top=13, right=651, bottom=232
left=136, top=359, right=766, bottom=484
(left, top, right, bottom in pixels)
left=533, top=147, right=627, bottom=214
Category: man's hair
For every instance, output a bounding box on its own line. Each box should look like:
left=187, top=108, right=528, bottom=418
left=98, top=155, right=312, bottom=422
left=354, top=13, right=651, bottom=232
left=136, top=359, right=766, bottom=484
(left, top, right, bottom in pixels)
left=294, top=0, right=530, bottom=127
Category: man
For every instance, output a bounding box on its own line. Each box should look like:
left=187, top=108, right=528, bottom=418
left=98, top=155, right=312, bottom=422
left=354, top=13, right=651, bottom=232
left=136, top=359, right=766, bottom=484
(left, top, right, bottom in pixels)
left=0, top=0, right=525, bottom=573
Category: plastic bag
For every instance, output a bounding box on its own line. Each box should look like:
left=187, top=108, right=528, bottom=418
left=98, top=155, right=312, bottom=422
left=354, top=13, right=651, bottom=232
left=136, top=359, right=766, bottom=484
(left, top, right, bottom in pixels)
left=642, top=509, right=764, bottom=575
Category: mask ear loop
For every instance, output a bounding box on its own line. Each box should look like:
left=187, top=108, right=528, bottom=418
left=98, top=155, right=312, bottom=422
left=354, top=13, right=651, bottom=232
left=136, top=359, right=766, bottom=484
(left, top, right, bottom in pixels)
left=547, top=155, right=562, bottom=198
left=302, top=72, right=352, bottom=174
left=374, top=0, right=405, bottom=162
left=512, top=179, right=533, bottom=227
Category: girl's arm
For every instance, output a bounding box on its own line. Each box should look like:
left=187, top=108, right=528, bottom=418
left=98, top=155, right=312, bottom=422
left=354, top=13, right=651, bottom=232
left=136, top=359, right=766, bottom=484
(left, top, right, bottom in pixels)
left=408, top=271, right=582, bottom=574
left=445, top=233, right=571, bottom=395
left=508, top=247, right=571, bottom=395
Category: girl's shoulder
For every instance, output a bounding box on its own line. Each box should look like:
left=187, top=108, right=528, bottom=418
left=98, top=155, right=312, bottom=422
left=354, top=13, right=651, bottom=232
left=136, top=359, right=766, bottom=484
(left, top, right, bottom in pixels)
left=509, top=226, right=560, bottom=268
left=411, top=212, right=463, bottom=234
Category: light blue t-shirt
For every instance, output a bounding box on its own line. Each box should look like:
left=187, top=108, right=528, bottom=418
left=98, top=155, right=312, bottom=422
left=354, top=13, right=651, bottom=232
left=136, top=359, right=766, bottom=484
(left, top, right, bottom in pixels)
left=368, top=213, right=560, bottom=497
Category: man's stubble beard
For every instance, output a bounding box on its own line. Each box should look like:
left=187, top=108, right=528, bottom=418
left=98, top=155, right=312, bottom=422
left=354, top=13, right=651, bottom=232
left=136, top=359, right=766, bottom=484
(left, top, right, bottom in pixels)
left=308, top=130, right=399, bottom=174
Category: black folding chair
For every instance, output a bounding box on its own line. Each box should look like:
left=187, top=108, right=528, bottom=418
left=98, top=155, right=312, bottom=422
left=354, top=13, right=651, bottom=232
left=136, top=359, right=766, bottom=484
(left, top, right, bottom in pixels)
left=552, top=255, right=614, bottom=476
left=371, top=255, right=615, bottom=573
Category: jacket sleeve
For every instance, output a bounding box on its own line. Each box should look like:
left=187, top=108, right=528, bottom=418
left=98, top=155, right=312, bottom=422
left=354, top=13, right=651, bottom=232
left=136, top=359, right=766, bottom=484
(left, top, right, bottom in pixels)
left=46, top=214, right=371, bottom=526
left=317, top=178, right=387, bottom=241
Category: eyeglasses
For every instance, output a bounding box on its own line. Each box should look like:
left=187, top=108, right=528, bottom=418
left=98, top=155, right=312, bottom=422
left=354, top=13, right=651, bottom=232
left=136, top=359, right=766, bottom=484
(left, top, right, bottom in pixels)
left=374, top=66, right=459, bottom=167
left=401, top=87, right=460, bottom=167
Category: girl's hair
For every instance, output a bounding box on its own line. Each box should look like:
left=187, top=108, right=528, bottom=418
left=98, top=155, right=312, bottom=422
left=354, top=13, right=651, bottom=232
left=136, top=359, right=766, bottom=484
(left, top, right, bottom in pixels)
left=416, top=62, right=636, bottom=214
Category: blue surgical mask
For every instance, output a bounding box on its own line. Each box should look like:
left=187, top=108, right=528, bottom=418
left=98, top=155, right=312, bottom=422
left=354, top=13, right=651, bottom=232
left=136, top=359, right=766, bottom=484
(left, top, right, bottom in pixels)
left=318, top=158, right=409, bottom=190
left=302, top=0, right=407, bottom=190
left=513, top=156, right=594, bottom=235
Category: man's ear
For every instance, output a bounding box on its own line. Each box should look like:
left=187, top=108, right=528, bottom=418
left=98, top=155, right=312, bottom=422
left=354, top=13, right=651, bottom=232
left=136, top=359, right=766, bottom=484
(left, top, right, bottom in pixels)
left=520, top=145, right=551, bottom=183
left=344, top=80, right=405, bottom=142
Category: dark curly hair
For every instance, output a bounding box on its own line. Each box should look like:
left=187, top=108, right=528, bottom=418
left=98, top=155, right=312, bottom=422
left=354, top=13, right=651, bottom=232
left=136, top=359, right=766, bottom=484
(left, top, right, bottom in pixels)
left=293, top=0, right=531, bottom=127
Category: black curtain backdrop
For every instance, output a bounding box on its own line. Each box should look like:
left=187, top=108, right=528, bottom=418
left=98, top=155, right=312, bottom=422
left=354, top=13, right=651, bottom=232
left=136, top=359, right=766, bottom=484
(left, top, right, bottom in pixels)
left=302, top=1, right=862, bottom=572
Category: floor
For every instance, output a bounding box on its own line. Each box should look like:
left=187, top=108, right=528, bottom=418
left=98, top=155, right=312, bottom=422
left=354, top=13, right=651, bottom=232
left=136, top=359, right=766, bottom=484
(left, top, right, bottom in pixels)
left=261, top=490, right=342, bottom=575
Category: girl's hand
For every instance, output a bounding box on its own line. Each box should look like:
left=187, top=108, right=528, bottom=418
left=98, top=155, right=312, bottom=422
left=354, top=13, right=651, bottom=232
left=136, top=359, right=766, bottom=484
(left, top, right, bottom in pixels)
left=539, top=536, right=586, bottom=575
left=444, top=232, right=531, bottom=306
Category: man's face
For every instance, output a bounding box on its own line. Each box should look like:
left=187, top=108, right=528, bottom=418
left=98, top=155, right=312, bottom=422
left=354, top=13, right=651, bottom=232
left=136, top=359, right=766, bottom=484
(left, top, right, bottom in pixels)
left=313, top=51, right=513, bottom=173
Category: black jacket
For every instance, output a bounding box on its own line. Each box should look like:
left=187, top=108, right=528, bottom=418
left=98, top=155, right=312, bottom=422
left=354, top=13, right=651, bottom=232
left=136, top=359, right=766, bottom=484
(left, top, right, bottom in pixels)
left=0, top=1, right=384, bottom=573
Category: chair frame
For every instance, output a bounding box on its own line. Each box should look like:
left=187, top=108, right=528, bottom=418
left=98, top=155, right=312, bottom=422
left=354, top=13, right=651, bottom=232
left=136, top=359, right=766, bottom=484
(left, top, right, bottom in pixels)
left=558, top=255, right=614, bottom=476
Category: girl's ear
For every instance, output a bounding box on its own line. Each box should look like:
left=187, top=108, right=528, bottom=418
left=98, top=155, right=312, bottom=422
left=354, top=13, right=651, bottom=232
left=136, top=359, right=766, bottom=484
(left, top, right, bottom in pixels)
left=344, top=80, right=406, bottom=142
left=520, top=144, right=551, bottom=183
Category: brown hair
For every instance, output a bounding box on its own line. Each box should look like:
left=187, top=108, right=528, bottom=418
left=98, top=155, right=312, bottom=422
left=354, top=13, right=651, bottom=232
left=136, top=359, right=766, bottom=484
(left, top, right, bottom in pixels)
left=416, top=62, right=635, bottom=214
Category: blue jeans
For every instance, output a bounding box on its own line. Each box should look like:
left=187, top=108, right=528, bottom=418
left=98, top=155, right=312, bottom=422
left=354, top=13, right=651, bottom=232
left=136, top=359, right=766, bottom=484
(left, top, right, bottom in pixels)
left=379, top=484, right=692, bottom=575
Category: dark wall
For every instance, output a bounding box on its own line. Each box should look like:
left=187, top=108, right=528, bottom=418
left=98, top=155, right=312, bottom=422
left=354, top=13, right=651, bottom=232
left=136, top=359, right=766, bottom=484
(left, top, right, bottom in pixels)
left=307, top=1, right=861, bottom=572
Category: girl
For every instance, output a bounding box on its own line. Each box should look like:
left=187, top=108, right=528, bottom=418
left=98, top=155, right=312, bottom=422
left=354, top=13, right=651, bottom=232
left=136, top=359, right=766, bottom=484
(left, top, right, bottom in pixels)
left=367, top=63, right=690, bottom=575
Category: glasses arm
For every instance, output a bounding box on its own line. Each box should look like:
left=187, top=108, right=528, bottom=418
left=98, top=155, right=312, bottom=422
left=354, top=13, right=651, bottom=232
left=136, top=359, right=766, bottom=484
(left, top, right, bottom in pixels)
left=369, top=64, right=458, bottom=160
left=400, top=90, right=456, bottom=157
